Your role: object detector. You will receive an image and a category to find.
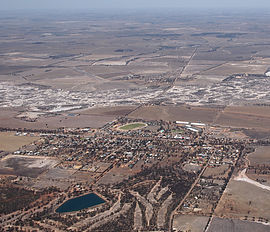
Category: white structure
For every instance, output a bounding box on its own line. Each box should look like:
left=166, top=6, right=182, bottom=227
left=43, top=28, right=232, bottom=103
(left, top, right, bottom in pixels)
left=191, top=122, right=206, bottom=127
left=176, top=121, right=189, bottom=125
left=187, top=128, right=199, bottom=132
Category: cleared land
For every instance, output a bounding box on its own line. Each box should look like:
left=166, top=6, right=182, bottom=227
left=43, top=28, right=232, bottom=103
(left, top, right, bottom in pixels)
left=129, top=105, right=220, bottom=123
left=215, top=179, right=270, bottom=221
left=172, top=215, right=209, bottom=232
left=0, top=155, right=59, bottom=178
left=208, top=217, right=270, bottom=232
left=0, top=132, right=39, bottom=152
left=247, top=146, right=270, bottom=165
left=203, top=165, right=230, bottom=179
left=215, top=105, right=270, bottom=130
left=0, top=107, right=130, bottom=130
left=129, top=105, right=270, bottom=139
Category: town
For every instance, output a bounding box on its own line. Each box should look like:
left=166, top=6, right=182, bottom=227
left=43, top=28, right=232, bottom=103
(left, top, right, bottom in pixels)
left=1, top=116, right=267, bottom=231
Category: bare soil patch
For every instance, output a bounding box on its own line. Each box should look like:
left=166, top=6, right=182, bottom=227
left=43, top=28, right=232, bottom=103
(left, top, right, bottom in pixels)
left=0, top=108, right=116, bottom=129
left=0, top=132, right=39, bottom=152
left=247, top=146, right=270, bottom=166
left=215, top=179, right=270, bottom=221
left=216, top=105, right=270, bottom=130
left=203, top=165, right=230, bottom=179
left=208, top=217, right=270, bottom=232
left=173, top=215, right=209, bottom=232
left=129, top=105, right=220, bottom=123
left=77, top=106, right=137, bottom=117
left=0, top=155, right=59, bottom=178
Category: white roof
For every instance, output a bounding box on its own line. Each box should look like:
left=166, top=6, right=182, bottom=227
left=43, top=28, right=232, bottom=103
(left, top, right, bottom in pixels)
left=176, top=121, right=189, bottom=124
left=191, top=122, right=206, bottom=126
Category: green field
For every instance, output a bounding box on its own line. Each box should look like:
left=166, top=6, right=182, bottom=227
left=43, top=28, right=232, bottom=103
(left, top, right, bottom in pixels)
left=119, top=123, right=146, bottom=130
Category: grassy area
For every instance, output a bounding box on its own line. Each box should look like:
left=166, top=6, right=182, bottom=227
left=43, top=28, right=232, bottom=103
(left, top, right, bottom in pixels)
left=119, top=123, right=146, bottom=131
left=0, top=132, right=39, bottom=152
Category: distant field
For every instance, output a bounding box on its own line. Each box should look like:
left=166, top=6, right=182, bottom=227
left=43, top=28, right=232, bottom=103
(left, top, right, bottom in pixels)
left=129, top=105, right=220, bottom=123
left=0, top=108, right=117, bottom=130
left=216, top=105, right=270, bottom=130
left=0, top=155, right=59, bottom=178
left=247, top=146, right=270, bottom=165
left=208, top=217, right=270, bottom=232
left=173, top=215, right=209, bottom=232
left=0, top=132, right=39, bottom=152
left=119, top=123, right=146, bottom=130
left=215, top=179, right=270, bottom=221
left=203, top=165, right=230, bottom=179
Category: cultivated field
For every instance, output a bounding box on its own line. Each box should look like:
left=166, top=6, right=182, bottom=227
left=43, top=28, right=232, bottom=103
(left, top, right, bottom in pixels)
left=0, top=155, right=59, bottom=178
left=0, top=132, right=39, bottom=152
left=129, top=105, right=220, bottom=123
left=247, top=146, right=270, bottom=165
left=208, top=217, right=270, bottom=232
left=215, top=179, right=270, bottom=221
left=173, top=215, right=209, bottom=232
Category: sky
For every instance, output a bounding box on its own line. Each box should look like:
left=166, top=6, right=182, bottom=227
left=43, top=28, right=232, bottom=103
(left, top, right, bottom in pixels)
left=1, top=0, right=270, bottom=10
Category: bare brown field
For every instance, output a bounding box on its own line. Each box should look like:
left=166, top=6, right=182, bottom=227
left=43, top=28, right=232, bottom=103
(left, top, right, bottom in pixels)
left=0, top=132, right=39, bottom=152
left=0, top=155, right=59, bottom=178
left=247, top=173, right=270, bottom=187
left=247, top=146, right=270, bottom=166
left=0, top=107, right=118, bottom=129
left=216, top=112, right=270, bottom=129
left=215, top=179, right=270, bottom=221
left=98, top=166, right=139, bottom=185
left=129, top=105, right=270, bottom=136
left=224, top=105, right=270, bottom=119
left=129, top=105, right=221, bottom=123
left=243, top=129, right=270, bottom=139
left=76, top=106, right=137, bottom=117
left=36, top=114, right=116, bottom=129
left=208, top=217, right=270, bottom=232
left=200, top=61, right=269, bottom=76
left=173, top=215, right=209, bottom=232
left=216, top=105, right=270, bottom=130
left=71, top=171, right=95, bottom=183
left=202, top=165, right=230, bottom=179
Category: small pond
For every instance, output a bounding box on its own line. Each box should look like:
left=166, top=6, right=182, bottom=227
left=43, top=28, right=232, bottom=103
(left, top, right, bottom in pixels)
left=56, top=193, right=105, bottom=213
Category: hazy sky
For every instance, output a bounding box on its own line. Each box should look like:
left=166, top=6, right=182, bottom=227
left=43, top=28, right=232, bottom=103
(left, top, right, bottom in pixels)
left=2, top=0, right=270, bottom=10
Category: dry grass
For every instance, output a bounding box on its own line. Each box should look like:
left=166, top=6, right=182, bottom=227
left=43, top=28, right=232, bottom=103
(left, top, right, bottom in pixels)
left=129, top=105, right=220, bottom=123
left=215, top=179, right=270, bottom=221
left=247, top=146, right=270, bottom=166
left=0, top=132, right=39, bottom=152
left=173, top=215, right=209, bottom=232
left=216, top=106, right=270, bottom=130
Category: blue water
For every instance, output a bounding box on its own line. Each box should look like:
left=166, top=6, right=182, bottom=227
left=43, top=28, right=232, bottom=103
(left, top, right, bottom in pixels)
left=56, top=193, right=105, bottom=213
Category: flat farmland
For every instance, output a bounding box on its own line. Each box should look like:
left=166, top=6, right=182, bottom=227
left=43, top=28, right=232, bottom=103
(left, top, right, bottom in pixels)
left=202, top=165, right=230, bottom=179
left=247, top=146, right=270, bottom=166
left=129, top=105, right=221, bottom=123
left=208, top=217, right=270, bottom=232
left=76, top=106, right=137, bottom=117
left=0, top=107, right=129, bottom=130
left=0, top=132, right=39, bottom=152
left=0, top=155, right=59, bottom=178
left=216, top=105, right=270, bottom=130
left=173, top=215, right=209, bottom=232
left=215, top=179, right=270, bottom=221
